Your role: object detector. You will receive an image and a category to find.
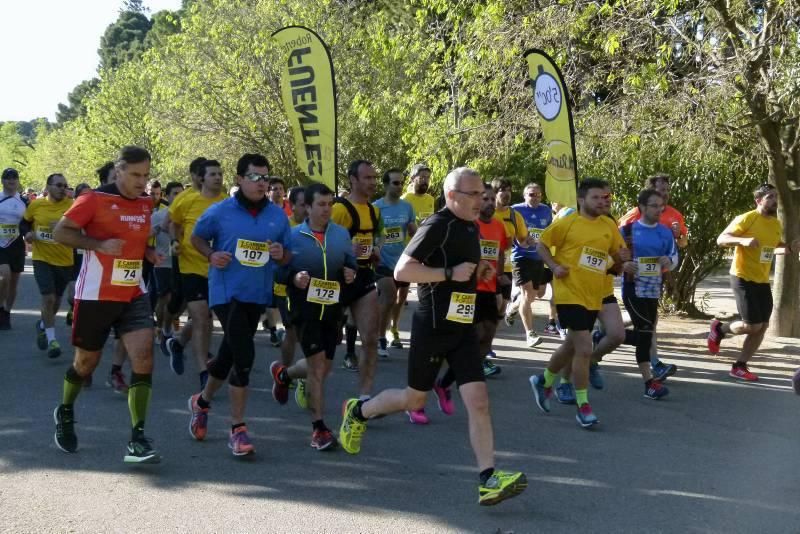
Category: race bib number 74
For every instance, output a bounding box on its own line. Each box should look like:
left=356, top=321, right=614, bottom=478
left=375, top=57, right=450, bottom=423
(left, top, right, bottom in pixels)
left=111, top=259, right=143, bottom=286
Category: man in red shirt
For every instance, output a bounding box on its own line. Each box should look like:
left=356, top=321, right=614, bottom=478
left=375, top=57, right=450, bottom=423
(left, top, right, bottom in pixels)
left=52, top=146, right=163, bottom=464
left=618, top=173, right=687, bottom=380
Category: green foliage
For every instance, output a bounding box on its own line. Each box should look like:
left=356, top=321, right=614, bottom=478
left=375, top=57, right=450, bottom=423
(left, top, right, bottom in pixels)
left=56, top=79, right=100, bottom=125
left=98, top=11, right=153, bottom=70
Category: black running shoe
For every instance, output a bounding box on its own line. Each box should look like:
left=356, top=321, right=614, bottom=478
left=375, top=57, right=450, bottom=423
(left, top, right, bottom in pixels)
left=53, top=405, right=78, bottom=453
left=124, top=435, right=161, bottom=464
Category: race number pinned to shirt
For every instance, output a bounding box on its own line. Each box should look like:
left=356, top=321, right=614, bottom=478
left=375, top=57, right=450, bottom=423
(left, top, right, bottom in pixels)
left=353, top=235, right=373, bottom=260
left=384, top=227, right=403, bottom=244
left=446, top=292, right=476, bottom=324
left=0, top=224, right=18, bottom=239
left=637, top=257, right=660, bottom=277
left=578, top=246, right=607, bottom=274
left=503, top=247, right=513, bottom=272
left=273, top=282, right=287, bottom=297
left=480, top=240, right=500, bottom=261
left=36, top=226, right=55, bottom=243
left=307, top=278, right=340, bottom=305
left=235, top=239, right=269, bottom=267
left=111, top=259, right=143, bottom=286
left=760, top=247, right=775, bottom=264
left=527, top=227, right=544, bottom=242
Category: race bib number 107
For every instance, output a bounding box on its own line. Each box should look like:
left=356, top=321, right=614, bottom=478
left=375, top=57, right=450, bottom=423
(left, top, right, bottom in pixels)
left=236, top=239, right=269, bottom=267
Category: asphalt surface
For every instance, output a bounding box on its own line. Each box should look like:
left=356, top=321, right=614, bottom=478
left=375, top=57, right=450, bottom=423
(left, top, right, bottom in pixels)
left=2, top=259, right=799, bottom=533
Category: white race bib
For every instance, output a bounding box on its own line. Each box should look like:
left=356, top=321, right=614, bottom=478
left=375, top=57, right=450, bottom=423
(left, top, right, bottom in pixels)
left=36, top=226, right=55, bottom=243
left=111, top=259, right=142, bottom=286
left=353, top=235, right=373, bottom=260
left=527, top=227, right=544, bottom=242
left=446, top=292, right=476, bottom=324
left=480, top=239, right=500, bottom=261
left=235, top=239, right=269, bottom=267
left=578, top=246, right=607, bottom=273
left=273, top=282, right=287, bottom=297
left=637, top=257, right=660, bottom=277
left=384, top=226, right=403, bottom=244
left=760, top=247, right=774, bottom=264
left=503, top=247, right=513, bottom=272
left=0, top=224, right=18, bottom=239
left=307, top=278, right=340, bottom=305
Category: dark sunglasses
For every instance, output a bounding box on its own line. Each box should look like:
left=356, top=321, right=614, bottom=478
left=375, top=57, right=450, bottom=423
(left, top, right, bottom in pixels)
left=243, top=173, right=270, bottom=183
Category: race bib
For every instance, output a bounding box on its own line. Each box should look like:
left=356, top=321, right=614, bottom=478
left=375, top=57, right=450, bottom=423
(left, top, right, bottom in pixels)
left=480, top=239, right=500, bottom=261
left=637, top=257, right=660, bottom=277
left=235, top=239, right=269, bottom=267
left=760, top=247, right=774, bottom=264
left=307, top=278, right=340, bottom=305
left=273, top=282, right=287, bottom=297
left=527, top=227, right=544, bottom=242
left=446, top=292, right=476, bottom=324
left=503, top=247, right=513, bottom=272
left=0, top=224, right=18, bottom=239
left=384, top=226, right=403, bottom=244
left=36, top=226, right=54, bottom=243
left=111, top=259, right=143, bottom=286
left=353, top=235, right=373, bottom=260
left=578, top=246, right=607, bottom=273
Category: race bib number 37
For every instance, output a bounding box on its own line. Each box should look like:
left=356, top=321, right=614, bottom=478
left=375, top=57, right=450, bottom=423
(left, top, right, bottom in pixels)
left=637, top=257, right=660, bottom=277
left=307, top=278, right=341, bottom=305
left=111, top=259, right=143, bottom=286
left=446, top=292, right=476, bottom=324
left=578, top=246, right=607, bottom=274
left=235, top=239, right=269, bottom=267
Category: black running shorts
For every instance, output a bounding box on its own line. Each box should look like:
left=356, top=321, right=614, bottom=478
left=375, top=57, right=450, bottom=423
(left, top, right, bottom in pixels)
left=33, top=260, right=73, bottom=297
left=72, top=295, right=153, bottom=351
left=731, top=275, right=773, bottom=324
left=294, top=315, right=340, bottom=360
left=181, top=273, right=209, bottom=303
left=556, top=304, right=599, bottom=332
left=474, top=291, right=499, bottom=324
left=0, top=238, right=25, bottom=273
left=341, top=267, right=376, bottom=307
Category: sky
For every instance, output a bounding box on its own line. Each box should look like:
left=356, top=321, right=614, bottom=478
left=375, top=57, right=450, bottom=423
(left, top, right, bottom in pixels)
left=0, top=0, right=182, bottom=122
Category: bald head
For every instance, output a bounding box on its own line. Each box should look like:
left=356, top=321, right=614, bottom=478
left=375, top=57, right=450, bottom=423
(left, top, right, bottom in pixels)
left=444, top=167, right=480, bottom=194
left=444, top=166, right=483, bottom=221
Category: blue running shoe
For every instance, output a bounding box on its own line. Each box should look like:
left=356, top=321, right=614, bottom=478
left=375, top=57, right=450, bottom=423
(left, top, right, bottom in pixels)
left=591, top=329, right=605, bottom=352
left=652, top=361, right=677, bottom=382
left=529, top=375, right=552, bottom=413
left=486, top=350, right=497, bottom=359
left=576, top=403, right=599, bottom=428
left=589, top=363, right=604, bottom=390
left=167, top=337, right=184, bottom=376
left=644, top=380, right=669, bottom=400
left=159, top=335, right=171, bottom=357
left=556, top=382, right=576, bottom=404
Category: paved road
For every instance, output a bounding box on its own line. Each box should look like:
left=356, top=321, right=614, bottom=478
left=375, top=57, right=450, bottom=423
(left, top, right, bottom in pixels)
left=2, top=260, right=799, bottom=533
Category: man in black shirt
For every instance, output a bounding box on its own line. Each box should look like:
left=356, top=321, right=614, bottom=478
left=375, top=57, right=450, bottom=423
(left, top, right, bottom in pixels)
left=338, top=167, right=527, bottom=506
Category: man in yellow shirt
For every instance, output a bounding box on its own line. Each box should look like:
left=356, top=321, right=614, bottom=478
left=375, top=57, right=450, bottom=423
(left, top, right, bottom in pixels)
left=23, top=173, right=74, bottom=358
left=166, top=159, right=227, bottom=389
left=529, top=178, right=626, bottom=428
left=401, top=163, right=435, bottom=226
left=708, top=183, right=800, bottom=381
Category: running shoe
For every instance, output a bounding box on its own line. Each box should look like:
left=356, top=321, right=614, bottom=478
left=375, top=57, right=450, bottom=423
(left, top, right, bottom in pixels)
left=343, top=352, right=359, bottom=372
left=65, top=308, right=73, bottom=326
left=729, top=365, right=758, bottom=382
left=270, top=361, right=289, bottom=405
left=433, top=381, right=454, bottom=415
left=270, top=329, right=281, bottom=347
left=390, top=335, right=403, bottom=349
left=483, top=360, right=501, bottom=377
left=644, top=380, right=669, bottom=400
left=557, top=325, right=567, bottom=340
left=576, top=403, right=599, bottom=428
left=504, top=308, right=517, bottom=327
left=339, top=398, right=367, bottom=454
left=486, top=350, right=497, bottom=359
left=159, top=335, right=171, bottom=357
left=311, top=428, right=337, bottom=451
left=591, top=329, right=605, bottom=352
left=556, top=382, right=576, bottom=404
left=543, top=323, right=559, bottom=336
left=406, top=409, right=430, bottom=425
left=589, top=363, right=604, bottom=390
left=36, top=322, right=47, bottom=350
left=166, top=337, right=184, bottom=375
left=707, top=319, right=723, bottom=355
left=526, top=332, right=543, bottom=348
left=652, top=361, right=677, bottom=382
left=228, top=426, right=255, bottom=456
left=53, top=405, right=77, bottom=453
left=529, top=374, right=552, bottom=413
left=478, top=471, right=528, bottom=506
left=792, top=367, right=800, bottom=395
left=106, top=370, right=129, bottom=394
left=295, top=378, right=308, bottom=409
left=124, top=435, right=161, bottom=464
left=378, top=337, right=389, bottom=358
left=47, top=340, right=62, bottom=359
left=188, top=393, right=209, bottom=441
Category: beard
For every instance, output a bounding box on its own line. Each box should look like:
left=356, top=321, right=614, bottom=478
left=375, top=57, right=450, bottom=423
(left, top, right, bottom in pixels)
left=415, top=184, right=429, bottom=194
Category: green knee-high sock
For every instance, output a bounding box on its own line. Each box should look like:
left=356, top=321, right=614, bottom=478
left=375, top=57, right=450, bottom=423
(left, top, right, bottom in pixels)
left=543, top=368, right=558, bottom=388
left=62, top=366, right=83, bottom=406
left=128, top=373, right=152, bottom=433
left=575, top=389, right=588, bottom=406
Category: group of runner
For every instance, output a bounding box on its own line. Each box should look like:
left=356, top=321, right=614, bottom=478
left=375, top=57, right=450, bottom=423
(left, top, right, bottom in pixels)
left=2, top=149, right=799, bottom=506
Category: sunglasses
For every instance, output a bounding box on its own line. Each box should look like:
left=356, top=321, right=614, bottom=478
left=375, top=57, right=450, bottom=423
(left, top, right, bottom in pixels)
left=243, top=173, right=270, bottom=183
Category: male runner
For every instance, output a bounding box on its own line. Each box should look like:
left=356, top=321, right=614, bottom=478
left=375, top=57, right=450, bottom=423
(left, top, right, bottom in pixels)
left=271, top=182, right=356, bottom=451
left=23, top=173, right=74, bottom=358
left=188, top=154, right=291, bottom=456
left=167, top=159, right=227, bottom=387
left=339, top=167, right=527, bottom=506
left=331, top=160, right=381, bottom=395
left=373, top=168, right=416, bottom=357
left=530, top=178, right=626, bottom=428
left=52, top=145, right=161, bottom=463
left=263, top=176, right=292, bottom=345
left=707, top=183, right=799, bottom=381
left=275, top=186, right=307, bottom=370
left=492, top=179, right=528, bottom=327
left=0, top=168, right=28, bottom=330
left=150, top=181, right=183, bottom=347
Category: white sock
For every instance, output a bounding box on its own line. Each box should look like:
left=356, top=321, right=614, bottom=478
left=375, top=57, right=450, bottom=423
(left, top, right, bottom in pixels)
left=45, top=327, right=56, bottom=343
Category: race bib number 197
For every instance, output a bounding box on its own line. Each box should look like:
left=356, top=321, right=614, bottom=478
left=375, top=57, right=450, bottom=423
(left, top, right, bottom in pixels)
left=235, top=239, right=269, bottom=267
left=446, top=292, right=476, bottom=324
left=578, top=246, right=607, bottom=273
left=111, top=259, right=143, bottom=286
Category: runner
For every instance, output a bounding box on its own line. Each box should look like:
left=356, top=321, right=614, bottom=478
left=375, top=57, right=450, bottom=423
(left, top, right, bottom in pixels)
left=373, top=168, right=416, bottom=358
left=167, top=159, right=227, bottom=388
left=618, top=189, right=678, bottom=399
left=529, top=178, right=626, bottom=428
left=491, top=179, right=528, bottom=331
left=331, top=160, right=381, bottom=396
left=187, top=154, right=291, bottom=456
left=150, top=181, right=183, bottom=350
left=52, top=145, right=161, bottom=463
left=23, top=173, right=74, bottom=358
left=263, top=176, right=292, bottom=345
left=0, top=168, right=28, bottom=330
left=707, top=183, right=799, bottom=381
left=270, top=182, right=356, bottom=451
left=338, top=167, right=527, bottom=506
left=276, top=186, right=307, bottom=369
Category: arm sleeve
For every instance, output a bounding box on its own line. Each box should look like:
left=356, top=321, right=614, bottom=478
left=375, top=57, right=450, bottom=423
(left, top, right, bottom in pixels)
left=63, top=193, right=97, bottom=228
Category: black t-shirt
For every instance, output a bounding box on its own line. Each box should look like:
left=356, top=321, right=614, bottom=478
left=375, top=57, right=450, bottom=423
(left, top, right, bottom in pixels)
left=404, top=208, right=480, bottom=327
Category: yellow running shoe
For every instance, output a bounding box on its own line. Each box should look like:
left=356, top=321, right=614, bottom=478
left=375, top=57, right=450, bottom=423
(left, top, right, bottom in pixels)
left=338, top=398, right=367, bottom=454
left=295, top=379, right=308, bottom=410
left=478, top=470, right=527, bottom=506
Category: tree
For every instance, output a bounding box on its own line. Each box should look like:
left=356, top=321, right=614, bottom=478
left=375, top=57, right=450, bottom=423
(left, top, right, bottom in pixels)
left=56, top=78, right=100, bottom=125
left=98, top=10, right=152, bottom=70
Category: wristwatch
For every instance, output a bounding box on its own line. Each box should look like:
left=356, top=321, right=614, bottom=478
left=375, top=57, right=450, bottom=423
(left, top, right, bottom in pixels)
left=444, top=267, right=453, bottom=281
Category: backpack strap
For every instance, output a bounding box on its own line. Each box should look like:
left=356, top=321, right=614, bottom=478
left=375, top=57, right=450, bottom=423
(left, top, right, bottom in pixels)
left=334, top=197, right=360, bottom=238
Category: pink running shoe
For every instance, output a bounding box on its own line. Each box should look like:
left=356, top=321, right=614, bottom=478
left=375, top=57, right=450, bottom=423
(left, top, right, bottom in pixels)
left=406, top=409, right=430, bottom=425
left=188, top=393, right=209, bottom=441
left=433, top=382, right=455, bottom=415
left=729, top=365, right=758, bottom=382
left=228, top=426, right=255, bottom=456
left=707, top=319, right=723, bottom=355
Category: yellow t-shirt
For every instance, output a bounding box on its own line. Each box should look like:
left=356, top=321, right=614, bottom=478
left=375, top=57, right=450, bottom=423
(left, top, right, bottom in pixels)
left=23, top=197, right=74, bottom=266
left=331, top=200, right=382, bottom=263
left=725, top=209, right=782, bottom=284
left=539, top=212, right=625, bottom=310
left=401, top=192, right=434, bottom=225
left=169, top=190, right=226, bottom=277
left=493, top=207, right=528, bottom=272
